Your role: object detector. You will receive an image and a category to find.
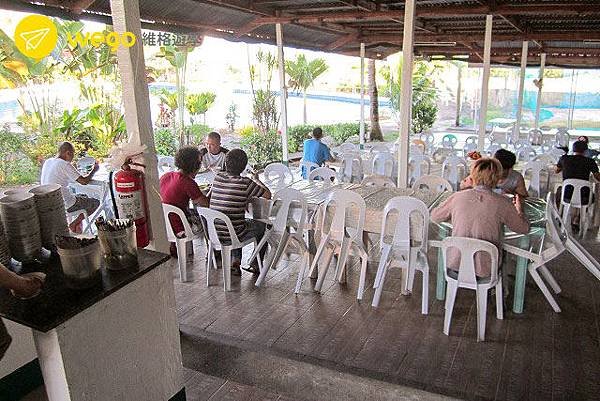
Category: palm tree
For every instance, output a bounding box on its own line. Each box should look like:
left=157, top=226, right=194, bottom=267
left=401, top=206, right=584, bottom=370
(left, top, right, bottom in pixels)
left=285, top=54, right=328, bottom=124
left=368, top=59, right=383, bottom=141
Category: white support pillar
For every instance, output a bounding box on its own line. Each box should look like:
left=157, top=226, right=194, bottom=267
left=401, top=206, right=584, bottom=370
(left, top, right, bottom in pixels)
left=534, top=53, right=546, bottom=130
left=109, top=0, right=168, bottom=253
left=514, top=40, right=528, bottom=139
left=397, top=0, right=416, bottom=189
left=276, top=23, right=289, bottom=164
left=477, top=14, right=493, bottom=151
left=359, top=42, right=365, bottom=147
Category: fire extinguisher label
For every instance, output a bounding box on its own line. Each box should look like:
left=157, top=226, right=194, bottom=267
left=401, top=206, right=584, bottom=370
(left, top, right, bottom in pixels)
left=116, top=191, right=144, bottom=220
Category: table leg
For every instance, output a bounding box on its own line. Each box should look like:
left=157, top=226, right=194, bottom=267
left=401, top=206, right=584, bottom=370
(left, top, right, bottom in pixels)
left=512, top=234, right=530, bottom=314
left=436, top=227, right=448, bottom=301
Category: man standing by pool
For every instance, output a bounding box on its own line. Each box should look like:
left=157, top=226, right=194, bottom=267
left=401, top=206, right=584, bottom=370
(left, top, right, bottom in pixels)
left=199, top=131, right=229, bottom=172
left=301, top=127, right=335, bottom=178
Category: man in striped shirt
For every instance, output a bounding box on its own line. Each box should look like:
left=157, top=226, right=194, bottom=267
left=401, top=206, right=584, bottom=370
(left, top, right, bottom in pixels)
left=210, top=149, right=271, bottom=276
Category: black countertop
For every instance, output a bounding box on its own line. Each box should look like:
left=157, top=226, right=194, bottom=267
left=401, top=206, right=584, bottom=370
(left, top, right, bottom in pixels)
left=0, top=249, right=171, bottom=332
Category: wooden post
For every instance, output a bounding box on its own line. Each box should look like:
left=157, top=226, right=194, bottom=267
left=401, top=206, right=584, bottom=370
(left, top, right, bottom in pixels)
left=514, top=40, right=528, bottom=140
left=534, top=53, right=546, bottom=130
left=455, top=64, right=462, bottom=127
left=359, top=42, right=365, bottom=147
left=397, top=0, right=415, bottom=189
left=276, top=23, right=289, bottom=164
left=477, top=14, right=493, bottom=151
left=109, top=0, right=168, bottom=253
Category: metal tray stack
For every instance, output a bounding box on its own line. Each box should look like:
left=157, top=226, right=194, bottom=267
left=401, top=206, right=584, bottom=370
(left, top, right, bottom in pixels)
left=29, top=184, right=69, bottom=250
left=0, top=192, right=42, bottom=262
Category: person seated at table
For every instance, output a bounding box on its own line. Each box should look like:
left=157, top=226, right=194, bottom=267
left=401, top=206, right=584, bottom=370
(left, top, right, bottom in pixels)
left=577, top=135, right=600, bottom=159
left=160, top=146, right=209, bottom=258
left=210, top=149, right=271, bottom=276
left=460, top=149, right=528, bottom=197
left=432, top=157, right=529, bottom=278
left=40, top=142, right=100, bottom=233
left=301, top=127, right=335, bottom=178
left=200, top=131, right=229, bottom=172
left=0, top=262, right=43, bottom=360
left=555, top=140, right=600, bottom=207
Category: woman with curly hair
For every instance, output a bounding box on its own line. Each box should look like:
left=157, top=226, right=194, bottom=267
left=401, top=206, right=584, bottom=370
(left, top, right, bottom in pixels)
left=160, top=146, right=209, bottom=257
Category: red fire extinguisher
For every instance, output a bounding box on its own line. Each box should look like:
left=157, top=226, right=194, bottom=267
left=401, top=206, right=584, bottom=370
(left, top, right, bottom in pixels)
left=110, top=159, right=151, bottom=247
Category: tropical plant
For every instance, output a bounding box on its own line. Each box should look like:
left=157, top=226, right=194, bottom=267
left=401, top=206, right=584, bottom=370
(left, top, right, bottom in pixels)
left=225, top=103, right=239, bottom=132
left=154, top=128, right=178, bottom=156
left=324, top=122, right=365, bottom=145
left=240, top=128, right=282, bottom=169
left=187, top=124, right=213, bottom=146
left=287, top=124, right=315, bottom=152
left=367, top=59, right=383, bottom=141
left=186, top=92, right=216, bottom=125
left=84, top=104, right=127, bottom=159
left=0, top=126, right=37, bottom=185
left=248, top=49, right=279, bottom=133
left=285, top=54, right=328, bottom=124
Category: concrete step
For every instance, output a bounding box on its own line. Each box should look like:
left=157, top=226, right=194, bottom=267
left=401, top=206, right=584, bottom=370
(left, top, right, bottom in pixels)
left=180, top=326, right=458, bottom=401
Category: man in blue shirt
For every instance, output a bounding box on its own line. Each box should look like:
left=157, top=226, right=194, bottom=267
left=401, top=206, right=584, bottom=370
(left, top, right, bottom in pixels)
left=302, top=127, right=335, bottom=178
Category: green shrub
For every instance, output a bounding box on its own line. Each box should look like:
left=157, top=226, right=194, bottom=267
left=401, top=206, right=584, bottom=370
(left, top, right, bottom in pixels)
left=239, top=125, right=254, bottom=139
left=240, top=129, right=282, bottom=169
left=287, top=124, right=316, bottom=152
left=187, top=124, right=212, bottom=146
left=0, top=127, right=39, bottom=185
left=154, top=128, right=177, bottom=156
left=323, top=122, right=366, bottom=145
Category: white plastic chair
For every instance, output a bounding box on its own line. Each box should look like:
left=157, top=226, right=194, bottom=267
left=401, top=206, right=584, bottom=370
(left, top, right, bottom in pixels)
left=162, top=204, right=206, bottom=282
left=66, top=209, right=91, bottom=233
left=196, top=207, right=263, bottom=291
left=339, top=154, right=363, bottom=183
left=372, top=197, right=430, bottom=314
left=361, top=175, right=396, bottom=188
left=463, top=142, right=478, bottom=156
left=158, top=156, right=175, bottom=175
left=528, top=129, right=543, bottom=146
left=248, top=188, right=310, bottom=292
left=547, top=147, right=566, bottom=162
left=539, top=140, right=554, bottom=154
left=419, top=132, right=435, bottom=154
left=300, top=159, right=319, bottom=179
left=264, top=162, right=293, bottom=190
left=441, top=237, right=503, bottom=342
left=554, top=128, right=570, bottom=148
left=310, top=189, right=369, bottom=299
left=441, top=134, right=457, bottom=149
left=370, top=143, right=389, bottom=153
left=339, top=142, right=357, bottom=154
left=515, top=146, right=537, bottom=162
left=372, top=152, right=394, bottom=177
left=409, top=154, right=431, bottom=185
left=522, top=160, right=549, bottom=198
left=560, top=178, right=594, bottom=236
left=513, top=139, right=531, bottom=150
left=412, top=175, right=453, bottom=194
left=465, top=136, right=478, bottom=147
left=441, top=156, right=467, bottom=191
left=309, top=167, right=337, bottom=185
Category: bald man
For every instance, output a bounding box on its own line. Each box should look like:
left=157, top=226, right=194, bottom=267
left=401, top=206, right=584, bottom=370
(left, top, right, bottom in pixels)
left=40, top=142, right=100, bottom=231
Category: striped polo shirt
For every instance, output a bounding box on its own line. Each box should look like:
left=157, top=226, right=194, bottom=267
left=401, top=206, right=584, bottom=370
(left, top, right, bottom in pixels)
left=209, top=172, right=266, bottom=241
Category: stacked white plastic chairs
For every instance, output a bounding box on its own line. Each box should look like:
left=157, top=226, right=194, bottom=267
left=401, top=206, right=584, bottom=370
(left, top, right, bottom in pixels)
left=409, top=154, right=431, bottom=186
left=528, top=128, right=543, bottom=146
left=372, top=151, right=395, bottom=177
left=441, top=156, right=467, bottom=191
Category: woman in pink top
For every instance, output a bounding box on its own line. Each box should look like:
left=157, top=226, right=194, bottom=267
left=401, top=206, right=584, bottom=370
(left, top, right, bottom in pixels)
left=431, top=158, right=530, bottom=277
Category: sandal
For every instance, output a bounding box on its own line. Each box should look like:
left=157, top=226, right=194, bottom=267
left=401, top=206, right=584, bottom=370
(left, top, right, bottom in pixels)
left=242, top=265, right=260, bottom=275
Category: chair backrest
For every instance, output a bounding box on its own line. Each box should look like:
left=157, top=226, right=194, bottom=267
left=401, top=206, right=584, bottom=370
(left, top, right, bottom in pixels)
left=486, top=143, right=502, bottom=155
left=442, top=156, right=467, bottom=188
left=410, top=144, right=424, bottom=155
left=340, top=155, right=363, bottom=183
left=515, top=146, right=537, bottom=162
left=309, top=167, right=337, bottom=185
left=339, top=142, right=357, bottom=153
left=162, top=203, right=194, bottom=241
left=381, top=196, right=429, bottom=252
left=270, top=188, right=307, bottom=236
left=409, top=154, right=431, bottom=183
left=412, top=175, right=453, bottom=194
left=158, top=156, right=175, bottom=175
left=562, top=178, right=592, bottom=207
left=522, top=160, right=548, bottom=197
left=320, top=189, right=366, bottom=242
left=548, top=147, right=566, bottom=161
left=528, top=129, right=543, bottom=146
left=372, top=151, right=394, bottom=176
left=300, top=159, right=319, bottom=178
left=361, top=174, right=396, bottom=188
left=264, top=162, right=293, bottom=186
left=440, top=237, right=499, bottom=286
left=441, top=134, right=457, bottom=149
left=489, top=126, right=509, bottom=143
left=196, top=206, right=242, bottom=248
left=370, top=143, right=389, bottom=153
left=555, top=129, right=570, bottom=148
left=539, top=140, right=554, bottom=154
left=513, top=139, right=531, bottom=150
left=465, top=135, right=478, bottom=146
left=463, top=142, right=478, bottom=155
left=420, top=132, right=435, bottom=146
left=411, top=139, right=426, bottom=154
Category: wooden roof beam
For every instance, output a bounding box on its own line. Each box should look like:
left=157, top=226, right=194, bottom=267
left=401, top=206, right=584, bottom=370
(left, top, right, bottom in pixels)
left=71, top=0, right=97, bottom=14
left=325, top=33, right=359, bottom=50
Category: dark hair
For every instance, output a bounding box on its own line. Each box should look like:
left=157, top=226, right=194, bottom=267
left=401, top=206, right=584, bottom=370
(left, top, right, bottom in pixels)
left=58, top=141, right=74, bottom=154
left=207, top=131, right=221, bottom=142
left=174, top=146, right=201, bottom=175
left=577, top=135, right=589, bottom=143
left=312, top=127, right=323, bottom=139
left=493, top=148, right=516, bottom=170
left=225, top=148, right=248, bottom=175
left=573, top=140, right=588, bottom=153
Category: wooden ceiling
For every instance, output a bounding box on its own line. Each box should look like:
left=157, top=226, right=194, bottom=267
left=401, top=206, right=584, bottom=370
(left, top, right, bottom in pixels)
left=3, top=0, right=600, bottom=67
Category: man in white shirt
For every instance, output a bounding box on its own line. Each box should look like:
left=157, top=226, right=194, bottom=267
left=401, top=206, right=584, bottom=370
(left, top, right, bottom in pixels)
left=199, top=131, right=228, bottom=172
left=40, top=142, right=100, bottom=232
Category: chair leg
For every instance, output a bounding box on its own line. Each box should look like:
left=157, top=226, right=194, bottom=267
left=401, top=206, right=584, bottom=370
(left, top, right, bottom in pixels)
left=495, top=279, right=504, bottom=320
left=222, top=248, right=232, bottom=292
left=357, top=251, right=369, bottom=301
left=309, top=234, right=329, bottom=280
left=476, top=289, right=489, bottom=342
left=443, top=282, right=458, bottom=336
left=176, top=238, right=188, bottom=282
left=206, top=242, right=213, bottom=287
left=373, top=246, right=391, bottom=289
left=529, top=264, right=561, bottom=313
left=315, top=246, right=335, bottom=292
left=335, top=236, right=351, bottom=284
left=538, top=264, right=561, bottom=294
left=249, top=231, right=271, bottom=266
left=268, top=231, right=290, bottom=272
left=294, top=246, right=310, bottom=294
left=421, top=266, right=429, bottom=315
